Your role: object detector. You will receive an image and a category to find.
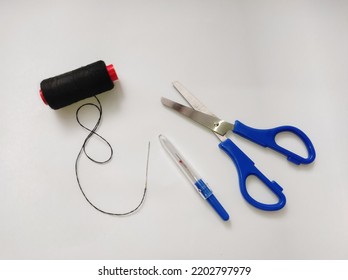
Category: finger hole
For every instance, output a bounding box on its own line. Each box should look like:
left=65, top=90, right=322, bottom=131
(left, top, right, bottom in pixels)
left=275, top=131, right=308, bottom=158
left=246, top=175, right=280, bottom=205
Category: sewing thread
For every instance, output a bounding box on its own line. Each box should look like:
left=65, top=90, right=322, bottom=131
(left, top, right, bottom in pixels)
left=40, top=61, right=117, bottom=109
left=75, top=96, right=150, bottom=216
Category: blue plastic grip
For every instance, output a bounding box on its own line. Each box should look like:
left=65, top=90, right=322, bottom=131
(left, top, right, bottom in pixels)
left=194, top=179, right=213, bottom=199
left=206, top=195, right=230, bottom=221
left=233, top=120, right=316, bottom=165
left=195, top=179, right=229, bottom=221
left=219, top=139, right=286, bottom=211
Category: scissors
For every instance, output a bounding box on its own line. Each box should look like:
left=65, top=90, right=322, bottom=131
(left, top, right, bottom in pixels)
left=161, top=81, right=316, bottom=211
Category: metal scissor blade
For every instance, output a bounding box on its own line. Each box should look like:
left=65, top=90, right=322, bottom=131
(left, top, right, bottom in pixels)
left=161, top=97, right=234, bottom=136
left=172, top=81, right=229, bottom=141
left=172, top=81, right=215, bottom=116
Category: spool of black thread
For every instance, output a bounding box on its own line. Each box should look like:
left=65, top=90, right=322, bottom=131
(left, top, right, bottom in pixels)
left=40, top=60, right=118, bottom=109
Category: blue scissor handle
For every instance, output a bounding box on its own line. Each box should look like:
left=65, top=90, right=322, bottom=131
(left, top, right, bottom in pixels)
left=233, top=120, right=316, bottom=165
left=219, top=138, right=286, bottom=211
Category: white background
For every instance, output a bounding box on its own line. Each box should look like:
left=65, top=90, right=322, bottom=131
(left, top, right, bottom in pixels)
left=1, top=0, right=347, bottom=259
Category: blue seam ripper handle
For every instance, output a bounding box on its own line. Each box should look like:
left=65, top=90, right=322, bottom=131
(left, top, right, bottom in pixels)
left=219, top=139, right=286, bottom=211
left=195, top=179, right=230, bottom=221
left=233, top=120, right=316, bottom=165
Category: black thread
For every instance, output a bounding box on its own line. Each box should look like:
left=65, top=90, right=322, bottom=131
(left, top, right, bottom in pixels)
left=75, top=96, right=150, bottom=216
left=41, top=61, right=114, bottom=109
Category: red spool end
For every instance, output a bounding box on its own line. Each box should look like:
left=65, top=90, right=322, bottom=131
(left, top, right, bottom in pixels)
left=39, top=89, right=48, bottom=105
left=106, top=64, right=118, bottom=81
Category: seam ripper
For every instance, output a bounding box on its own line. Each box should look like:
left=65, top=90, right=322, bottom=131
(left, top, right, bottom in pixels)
left=159, top=135, right=229, bottom=221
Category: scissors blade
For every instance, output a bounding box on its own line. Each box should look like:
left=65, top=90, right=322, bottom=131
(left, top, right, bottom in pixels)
left=161, top=97, right=234, bottom=136
left=172, top=81, right=215, bottom=116
left=172, top=81, right=229, bottom=141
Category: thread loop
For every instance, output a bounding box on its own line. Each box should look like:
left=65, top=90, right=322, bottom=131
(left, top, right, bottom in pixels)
left=75, top=96, right=150, bottom=216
